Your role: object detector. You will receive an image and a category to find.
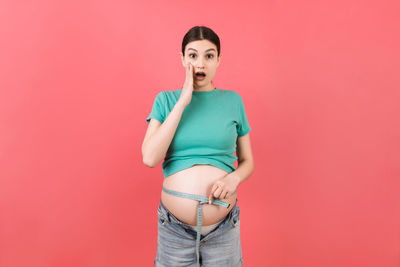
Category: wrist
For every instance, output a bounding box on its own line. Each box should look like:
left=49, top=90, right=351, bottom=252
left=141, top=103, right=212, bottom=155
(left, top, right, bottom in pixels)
left=229, top=172, right=241, bottom=186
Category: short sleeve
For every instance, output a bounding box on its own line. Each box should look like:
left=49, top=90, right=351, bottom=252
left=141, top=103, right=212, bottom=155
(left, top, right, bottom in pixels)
left=146, top=91, right=166, bottom=123
left=237, top=94, right=251, bottom=137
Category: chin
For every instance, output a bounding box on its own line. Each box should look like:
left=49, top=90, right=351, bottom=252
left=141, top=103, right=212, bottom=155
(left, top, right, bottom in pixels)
left=196, top=79, right=208, bottom=84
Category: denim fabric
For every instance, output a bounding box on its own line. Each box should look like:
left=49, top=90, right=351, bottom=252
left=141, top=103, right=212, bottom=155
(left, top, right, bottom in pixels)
left=154, top=199, right=243, bottom=267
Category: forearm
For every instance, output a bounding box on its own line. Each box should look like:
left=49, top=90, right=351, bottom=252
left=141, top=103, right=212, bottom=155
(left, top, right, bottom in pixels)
left=229, top=159, right=254, bottom=186
left=143, top=100, right=186, bottom=167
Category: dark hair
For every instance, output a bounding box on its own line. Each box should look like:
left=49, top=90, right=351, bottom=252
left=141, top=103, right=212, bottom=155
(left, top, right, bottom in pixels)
left=181, top=26, right=220, bottom=57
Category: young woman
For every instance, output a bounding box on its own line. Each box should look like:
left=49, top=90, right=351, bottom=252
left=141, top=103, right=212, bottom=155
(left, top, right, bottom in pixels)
left=142, top=25, right=254, bottom=267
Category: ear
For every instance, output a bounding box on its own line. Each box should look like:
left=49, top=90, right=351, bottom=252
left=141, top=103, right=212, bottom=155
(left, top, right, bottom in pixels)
left=179, top=52, right=186, bottom=67
left=217, top=53, right=222, bottom=67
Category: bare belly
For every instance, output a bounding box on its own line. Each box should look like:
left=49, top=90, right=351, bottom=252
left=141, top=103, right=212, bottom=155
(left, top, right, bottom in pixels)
left=161, top=164, right=237, bottom=227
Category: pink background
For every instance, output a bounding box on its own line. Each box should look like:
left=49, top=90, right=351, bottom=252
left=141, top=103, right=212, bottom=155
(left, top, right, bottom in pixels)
left=1, top=0, right=399, bottom=266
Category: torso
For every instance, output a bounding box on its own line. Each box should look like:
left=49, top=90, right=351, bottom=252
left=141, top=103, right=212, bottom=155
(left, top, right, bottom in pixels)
left=161, top=164, right=237, bottom=226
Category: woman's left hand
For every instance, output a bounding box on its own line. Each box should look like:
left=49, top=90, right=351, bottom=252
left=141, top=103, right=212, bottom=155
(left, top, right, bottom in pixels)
left=208, top=174, right=240, bottom=204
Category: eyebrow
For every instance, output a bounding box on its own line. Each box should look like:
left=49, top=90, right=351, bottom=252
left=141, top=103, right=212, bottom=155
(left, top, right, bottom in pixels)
left=187, top=48, right=216, bottom=53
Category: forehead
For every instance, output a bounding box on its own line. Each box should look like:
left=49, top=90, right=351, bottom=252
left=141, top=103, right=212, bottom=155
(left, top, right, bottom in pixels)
left=186, top=40, right=217, bottom=53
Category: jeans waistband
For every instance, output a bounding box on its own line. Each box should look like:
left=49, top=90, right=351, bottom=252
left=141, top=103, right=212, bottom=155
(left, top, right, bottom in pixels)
left=160, top=186, right=236, bottom=267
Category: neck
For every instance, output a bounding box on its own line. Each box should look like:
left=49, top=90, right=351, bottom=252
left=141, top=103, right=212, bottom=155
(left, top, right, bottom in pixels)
left=194, top=82, right=215, bottom=92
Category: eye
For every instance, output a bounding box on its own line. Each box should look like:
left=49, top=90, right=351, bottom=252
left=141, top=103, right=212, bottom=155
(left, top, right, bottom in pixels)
left=188, top=53, right=214, bottom=59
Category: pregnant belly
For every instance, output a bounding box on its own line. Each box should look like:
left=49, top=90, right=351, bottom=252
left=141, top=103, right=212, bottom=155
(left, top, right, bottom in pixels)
left=161, top=164, right=237, bottom=226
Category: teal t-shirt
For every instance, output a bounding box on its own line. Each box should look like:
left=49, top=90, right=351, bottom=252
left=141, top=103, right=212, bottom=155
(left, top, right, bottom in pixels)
left=146, top=87, right=251, bottom=178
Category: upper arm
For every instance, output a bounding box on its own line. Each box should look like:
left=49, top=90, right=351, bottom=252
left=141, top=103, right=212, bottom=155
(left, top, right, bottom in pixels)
left=142, top=118, right=163, bottom=167
left=146, top=91, right=166, bottom=124
left=142, top=118, right=162, bottom=151
left=236, top=94, right=251, bottom=137
left=142, top=91, right=166, bottom=153
left=235, top=93, right=253, bottom=163
left=236, top=132, right=253, bottom=163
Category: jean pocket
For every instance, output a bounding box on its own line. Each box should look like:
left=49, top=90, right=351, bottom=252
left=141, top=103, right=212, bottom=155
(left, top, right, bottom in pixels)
left=157, top=206, right=168, bottom=225
left=230, top=205, right=240, bottom=227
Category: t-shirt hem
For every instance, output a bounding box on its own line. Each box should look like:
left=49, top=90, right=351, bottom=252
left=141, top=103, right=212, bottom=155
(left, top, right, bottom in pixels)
left=146, top=115, right=163, bottom=124
left=162, top=159, right=234, bottom=178
left=238, top=127, right=251, bottom=137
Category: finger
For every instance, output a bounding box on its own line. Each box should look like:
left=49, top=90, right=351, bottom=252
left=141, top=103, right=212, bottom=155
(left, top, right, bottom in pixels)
left=185, top=64, right=193, bottom=87
left=186, top=63, right=191, bottom=82
left=209, top=183, right=218, bottom=204
left=219, top=189, right=226, bottom=200
left=221, top=190, right=228, bottom=199
left=213, top=187, right=222, bottom=199
left=189, top=63, right=194, bottom=80
left=226, top=191, right=230, bottom=198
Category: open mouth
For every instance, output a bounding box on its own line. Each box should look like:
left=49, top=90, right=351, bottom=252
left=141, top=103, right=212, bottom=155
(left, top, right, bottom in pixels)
left=195, top=72, right=206, bottom=78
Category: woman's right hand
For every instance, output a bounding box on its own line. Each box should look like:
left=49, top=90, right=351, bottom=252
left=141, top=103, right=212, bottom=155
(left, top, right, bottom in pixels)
left=178, top=62, right=195, bottom=107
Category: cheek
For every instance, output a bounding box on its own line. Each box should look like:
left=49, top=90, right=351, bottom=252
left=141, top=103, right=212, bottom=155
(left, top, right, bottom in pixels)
left=208, top=68, right=216, bottom=76
left=208, top=63, right=217, bottom=70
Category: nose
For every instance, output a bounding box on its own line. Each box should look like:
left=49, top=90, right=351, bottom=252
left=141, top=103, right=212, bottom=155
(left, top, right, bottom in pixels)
left=194, top=57, right=205, bottom=69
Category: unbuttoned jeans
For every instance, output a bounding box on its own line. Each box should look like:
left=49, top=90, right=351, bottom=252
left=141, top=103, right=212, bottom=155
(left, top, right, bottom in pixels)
left=154, top=199, right=243, bottom=267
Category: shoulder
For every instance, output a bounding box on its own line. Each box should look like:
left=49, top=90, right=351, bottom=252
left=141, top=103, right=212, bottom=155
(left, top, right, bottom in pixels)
left=218, top=88, right=244, bottom=102
left=217, top=88, right=239, bottom=96
left=162, top=88, right=182, bottom=98
left=152, top=90, right=165, bottom=99
left=153, top=88, right=181, bottom=99
left=152, top=89, right=181, bottom=106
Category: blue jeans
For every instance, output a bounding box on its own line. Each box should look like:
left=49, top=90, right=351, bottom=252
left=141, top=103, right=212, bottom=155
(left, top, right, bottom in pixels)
left=154, top=199, right=244, bottom=267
